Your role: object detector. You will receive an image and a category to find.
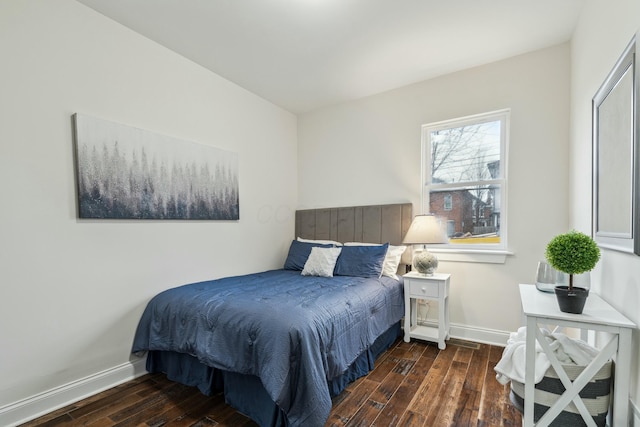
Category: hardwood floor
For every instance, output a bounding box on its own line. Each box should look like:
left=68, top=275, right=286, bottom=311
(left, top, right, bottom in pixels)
left=20, top=339, right=521, bottom=427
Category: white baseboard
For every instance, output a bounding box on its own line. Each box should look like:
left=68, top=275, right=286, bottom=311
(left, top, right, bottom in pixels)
left=449, top=322, right=510, bottom=347
left=631, top=399, right=640, bottom=427
left=412, top=319, right=511, bottom=347
left=0, top=357, right=148, bottom=427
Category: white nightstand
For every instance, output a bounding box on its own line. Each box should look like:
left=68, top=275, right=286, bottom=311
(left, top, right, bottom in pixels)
left=403, top=271, right=451, bottom=349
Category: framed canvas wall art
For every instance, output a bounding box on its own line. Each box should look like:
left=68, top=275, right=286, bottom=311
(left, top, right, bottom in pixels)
left=73, top=114, right=239, bottom=220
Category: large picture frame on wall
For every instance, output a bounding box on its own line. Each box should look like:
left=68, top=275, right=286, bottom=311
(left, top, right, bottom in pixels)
left=592, top=35, right=640, bottom=255
left=72, top=114, right=239, bottom=220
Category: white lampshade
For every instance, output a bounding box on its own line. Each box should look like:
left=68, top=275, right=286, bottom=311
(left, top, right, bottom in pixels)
left=402, top=214, right=449, bottom=245
left=402, top=214, right=448, bottom=275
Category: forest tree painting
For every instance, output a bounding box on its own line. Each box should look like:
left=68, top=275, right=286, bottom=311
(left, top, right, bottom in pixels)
left=73, top=114, right=239, bottom=220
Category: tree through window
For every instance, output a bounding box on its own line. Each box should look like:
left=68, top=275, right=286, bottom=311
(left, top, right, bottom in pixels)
left=422, top=110, right=509, bottom=250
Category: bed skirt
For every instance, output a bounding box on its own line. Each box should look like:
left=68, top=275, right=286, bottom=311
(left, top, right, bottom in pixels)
left=146, top=322, right=401, bottom=427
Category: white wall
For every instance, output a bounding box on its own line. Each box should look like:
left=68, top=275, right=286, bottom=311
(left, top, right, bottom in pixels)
left=571, top=0, right=640, bottom=418
left=298, top=44, right=572, bottom=343
left=0, top=0, right=297, bottom=421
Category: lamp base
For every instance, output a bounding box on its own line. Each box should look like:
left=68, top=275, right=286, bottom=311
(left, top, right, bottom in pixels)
left=413, top=250, right=438, bottom=275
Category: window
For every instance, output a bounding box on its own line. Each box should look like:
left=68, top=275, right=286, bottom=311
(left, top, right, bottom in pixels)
left=443, top=194, right=452, bottom=211
left=422, top=109, right=509, bottom=251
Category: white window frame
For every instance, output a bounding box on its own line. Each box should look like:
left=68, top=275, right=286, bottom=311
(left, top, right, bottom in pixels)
left=421, top=109, right=510, bottom=261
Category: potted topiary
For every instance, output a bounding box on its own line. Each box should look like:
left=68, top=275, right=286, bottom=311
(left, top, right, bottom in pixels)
left=545, top=230, right=601, bottom=314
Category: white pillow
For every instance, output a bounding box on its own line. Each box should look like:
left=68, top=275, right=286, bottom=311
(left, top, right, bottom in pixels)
left=382, top=245, right=407, bottom=280
left=301, top=247, right=342, bottom=277
left=297, top=237, right=342, bottom=246
left=343, top=242, right=406, bottom=280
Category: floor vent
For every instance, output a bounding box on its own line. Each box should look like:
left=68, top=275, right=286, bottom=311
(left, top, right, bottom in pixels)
left=448, top=338, right=481, bottom=349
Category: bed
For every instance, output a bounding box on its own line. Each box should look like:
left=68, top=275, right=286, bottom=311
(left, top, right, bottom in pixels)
left=132, top=203, right=412, bottom=427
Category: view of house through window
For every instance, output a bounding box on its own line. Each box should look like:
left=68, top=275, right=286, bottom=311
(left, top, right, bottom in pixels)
left=422, top=110, right=508, bottom=249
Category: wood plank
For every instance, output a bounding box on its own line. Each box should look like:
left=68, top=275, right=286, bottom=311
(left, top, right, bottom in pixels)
left=386, top=340, right=417, bottom=361
left=423, top=359, right=469, bottom=427
left=68, top=379, right=169, bottom=425
left=371, top=353, right=435, bottom=426
left=453, top=345, right=474, bottom=364
left=145, top=392, right=222, bottom=427
left=463, top=343, right=491, bottom=393
left=366, top=356, right=399, bottom=384
left=395, top=409, right=427, bottom=427
left=407, top=343, right=457, bottom=416
left=109, top=383, right=189, bottom=423
left=369, top=371, right=406, bottom=404
left=84, top=417, right=116, bottom=427
left=403, top=342, right=429, bottom=362
left=456, top=343, right=491, bottom=426
left=161, top=394, right=225, bottom=427
left=388, top=341, right=429, bottom=362
left=344, top=399, right=386, bottom=427
left=18, top=378, right=155, bottom=427
left=452, top=388, right=480, bottom=427
left=110, top=383, right=198, bottom=426
left=478, top=345, right=508, bottom=426
left=326, top=378, right=380, bottom=427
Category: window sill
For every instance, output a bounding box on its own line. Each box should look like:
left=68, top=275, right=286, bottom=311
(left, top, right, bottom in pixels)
left=429, top=249, right=513, bottom=264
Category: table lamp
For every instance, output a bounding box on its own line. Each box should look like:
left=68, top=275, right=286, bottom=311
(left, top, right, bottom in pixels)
left=402, top=214, right=449, bottom=275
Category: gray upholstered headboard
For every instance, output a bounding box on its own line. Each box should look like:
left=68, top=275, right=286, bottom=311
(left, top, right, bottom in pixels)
left=295, top=203, right=413, bottom=266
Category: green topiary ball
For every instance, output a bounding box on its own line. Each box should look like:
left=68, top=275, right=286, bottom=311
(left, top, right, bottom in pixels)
left=545, top=230, right=600, bottom=275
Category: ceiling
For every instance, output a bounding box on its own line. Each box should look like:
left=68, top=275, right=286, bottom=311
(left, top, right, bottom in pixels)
left=76, top=0, right=586, bottom=114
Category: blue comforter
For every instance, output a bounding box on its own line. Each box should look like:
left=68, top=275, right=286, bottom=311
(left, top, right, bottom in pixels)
left=132, top=269, right=404, bottom=426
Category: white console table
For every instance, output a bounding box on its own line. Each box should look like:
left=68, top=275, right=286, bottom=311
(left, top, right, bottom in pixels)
left=519, top=284, right=635, bottom=427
